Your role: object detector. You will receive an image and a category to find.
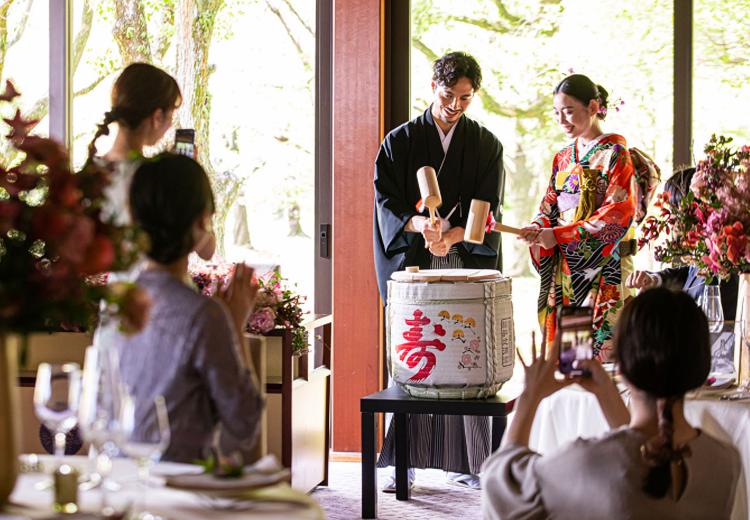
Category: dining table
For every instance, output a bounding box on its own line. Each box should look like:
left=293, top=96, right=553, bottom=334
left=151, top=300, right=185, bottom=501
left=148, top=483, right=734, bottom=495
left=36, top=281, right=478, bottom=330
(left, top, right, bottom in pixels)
left=3, top=455, right=324, bottom=519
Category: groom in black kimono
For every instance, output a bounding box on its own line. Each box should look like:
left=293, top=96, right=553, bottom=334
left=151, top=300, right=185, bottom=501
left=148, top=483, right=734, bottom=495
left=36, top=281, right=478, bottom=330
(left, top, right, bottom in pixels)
left=372, top=52, right=505, bottom=490
left=373, top=52, right=505, bottom=302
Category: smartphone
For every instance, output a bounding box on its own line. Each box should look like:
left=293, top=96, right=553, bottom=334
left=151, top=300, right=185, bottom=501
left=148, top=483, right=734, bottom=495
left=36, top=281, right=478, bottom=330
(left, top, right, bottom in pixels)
left=557, top=305, right=594, bottom=376
left=174, top=128, right=196, bottom=159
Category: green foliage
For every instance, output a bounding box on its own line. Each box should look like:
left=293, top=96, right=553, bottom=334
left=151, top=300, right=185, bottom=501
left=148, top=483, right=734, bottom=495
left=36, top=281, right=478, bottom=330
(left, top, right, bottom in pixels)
left=194, top=454, right=244, bottom=478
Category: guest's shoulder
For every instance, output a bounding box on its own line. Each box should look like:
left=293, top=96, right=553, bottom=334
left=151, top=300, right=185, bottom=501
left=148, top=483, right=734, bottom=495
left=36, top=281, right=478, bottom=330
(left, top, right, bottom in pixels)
left=542, top=427, right=638, bottom=468
left=194, top=295, right=232, bottom=324
left=695, top=430, right=741, bottom=463
left=136, top=271, right=213, bottom=315
left=181, top=291, right=234, bottom=342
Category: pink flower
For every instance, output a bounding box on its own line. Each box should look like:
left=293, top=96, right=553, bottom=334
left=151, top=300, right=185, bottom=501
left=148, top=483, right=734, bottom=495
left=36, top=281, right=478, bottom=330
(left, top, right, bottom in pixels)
left=706, top=207, right=728, bottom=233
left=248, top=306, right=276, bottom=334
left=461, top=353, right=473, bottom=366
left=690, top=171, right=707, bottom=198
left=255, top=288, right=281, bottom=307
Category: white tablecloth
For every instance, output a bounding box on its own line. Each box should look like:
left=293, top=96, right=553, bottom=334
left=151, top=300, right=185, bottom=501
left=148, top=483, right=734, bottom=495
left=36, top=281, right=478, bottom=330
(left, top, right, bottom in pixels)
left=4, top=456, right=323, bottom=519
left=527, top=385, right=749, bottom=520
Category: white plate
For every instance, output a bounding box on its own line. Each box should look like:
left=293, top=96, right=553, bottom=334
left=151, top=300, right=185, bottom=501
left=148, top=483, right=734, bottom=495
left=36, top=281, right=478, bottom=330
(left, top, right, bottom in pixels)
left=165, top=469, right=290, bottom=493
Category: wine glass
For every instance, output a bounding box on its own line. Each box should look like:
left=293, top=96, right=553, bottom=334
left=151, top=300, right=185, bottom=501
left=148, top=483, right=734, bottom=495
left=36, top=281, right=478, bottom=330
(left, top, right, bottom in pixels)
left=34, top=363, right=82, bottom=463
left=701, top=285, right=724, bottom=333
left=120, top=393, right=171, bottom=520
left=78, top=346, right=127, bottom=514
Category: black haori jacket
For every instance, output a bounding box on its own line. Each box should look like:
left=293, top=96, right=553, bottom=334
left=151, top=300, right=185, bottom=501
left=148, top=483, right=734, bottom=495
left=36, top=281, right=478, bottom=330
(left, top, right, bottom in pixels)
left=373, top=107, right=505, bottom=304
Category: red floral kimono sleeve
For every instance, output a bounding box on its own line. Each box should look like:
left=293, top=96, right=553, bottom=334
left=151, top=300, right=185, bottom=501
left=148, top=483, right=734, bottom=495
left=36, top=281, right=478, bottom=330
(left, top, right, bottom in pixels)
left=529, top=156, right=561, bottom=269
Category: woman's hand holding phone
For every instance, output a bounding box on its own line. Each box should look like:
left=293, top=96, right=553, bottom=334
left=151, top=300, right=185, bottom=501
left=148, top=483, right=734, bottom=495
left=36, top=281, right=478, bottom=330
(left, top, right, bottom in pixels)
left=572, top=359, right=614, bottom=395
left=574, top=358, right=630, bottom=428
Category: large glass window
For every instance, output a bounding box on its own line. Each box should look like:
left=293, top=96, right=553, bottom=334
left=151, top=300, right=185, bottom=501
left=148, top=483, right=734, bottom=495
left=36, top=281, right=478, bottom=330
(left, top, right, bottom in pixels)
left=71, top=0, right=316, bottom=312
left=0, top=0, right=49, bottom=156
left=412, top=0, right=673, bottom=347
left=693, top=0, right=750, bottom=152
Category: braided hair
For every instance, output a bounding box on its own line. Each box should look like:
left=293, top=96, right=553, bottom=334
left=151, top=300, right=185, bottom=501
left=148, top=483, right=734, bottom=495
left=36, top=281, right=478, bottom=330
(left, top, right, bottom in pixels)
left=613, top=287, right=710, bottom=499
left=87, top=62, right=182, bottom=162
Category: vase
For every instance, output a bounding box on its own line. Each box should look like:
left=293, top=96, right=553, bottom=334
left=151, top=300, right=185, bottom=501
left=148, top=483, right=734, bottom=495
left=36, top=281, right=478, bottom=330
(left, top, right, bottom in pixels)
left=736, top=274, right=750, bottom=388
left=0, top=334, right=21, bottom=505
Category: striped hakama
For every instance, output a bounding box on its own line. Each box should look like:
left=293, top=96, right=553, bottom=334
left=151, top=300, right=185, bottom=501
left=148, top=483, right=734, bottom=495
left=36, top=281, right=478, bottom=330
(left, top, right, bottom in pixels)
left=377, top=247, right=492, bottom=476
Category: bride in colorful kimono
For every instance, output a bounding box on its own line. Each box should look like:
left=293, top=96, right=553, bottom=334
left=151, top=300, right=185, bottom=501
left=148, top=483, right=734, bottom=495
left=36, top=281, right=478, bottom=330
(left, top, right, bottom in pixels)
left=520, top=74, right=636, bottom=359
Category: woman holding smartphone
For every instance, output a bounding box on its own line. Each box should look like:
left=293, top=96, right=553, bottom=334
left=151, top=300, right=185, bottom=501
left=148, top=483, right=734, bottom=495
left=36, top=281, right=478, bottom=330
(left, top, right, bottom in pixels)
left=482, top=288, right=740, bottom=519
left=88, top=64, right=214, bottom=347
left=87, top=63, right=182, bottom=227
left=519, top=74, right=636, bottom=359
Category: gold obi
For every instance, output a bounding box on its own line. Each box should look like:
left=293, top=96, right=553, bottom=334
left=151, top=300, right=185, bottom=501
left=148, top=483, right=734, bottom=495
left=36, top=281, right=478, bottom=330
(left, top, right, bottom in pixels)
left=555, top=165, right=601, bottom=224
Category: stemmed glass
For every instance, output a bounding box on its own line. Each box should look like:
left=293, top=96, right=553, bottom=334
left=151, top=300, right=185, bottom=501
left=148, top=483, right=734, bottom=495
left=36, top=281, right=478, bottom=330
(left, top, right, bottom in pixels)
left=701, top=285, right=724, bottom=333
left=34, top=363, right=82, bottom=463
left=120, top=393, right=171, bottom=520
left=78, top=345, right=127, bottom=515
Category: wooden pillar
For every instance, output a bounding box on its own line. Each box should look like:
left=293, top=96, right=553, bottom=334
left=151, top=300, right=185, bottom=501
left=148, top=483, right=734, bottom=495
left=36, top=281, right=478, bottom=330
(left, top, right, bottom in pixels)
left=674, top=0, right=693, bottom=167
left=332, top=0, right=383, bottom=452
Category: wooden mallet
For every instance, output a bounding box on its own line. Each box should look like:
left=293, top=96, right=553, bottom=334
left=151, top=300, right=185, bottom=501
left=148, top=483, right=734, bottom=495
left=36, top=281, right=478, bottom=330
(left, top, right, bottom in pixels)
left=464, top=199, right=523, bottom=244
left=416, top=166, right=442, bottom=225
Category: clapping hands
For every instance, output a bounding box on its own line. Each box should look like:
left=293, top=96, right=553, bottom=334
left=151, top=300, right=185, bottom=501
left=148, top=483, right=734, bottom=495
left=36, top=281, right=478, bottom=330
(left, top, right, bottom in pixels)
left=215, top=263, right=259, bottom=334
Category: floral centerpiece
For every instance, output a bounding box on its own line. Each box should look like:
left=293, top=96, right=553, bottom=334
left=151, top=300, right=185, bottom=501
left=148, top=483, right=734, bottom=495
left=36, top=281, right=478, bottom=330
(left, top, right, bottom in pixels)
left=0, top=81, right=147, bottom=505
left=191, top=263, right=309, bottom=354
left=0, top=83, right=146, bottom=336
left=639, top=135, right=750, bottom=281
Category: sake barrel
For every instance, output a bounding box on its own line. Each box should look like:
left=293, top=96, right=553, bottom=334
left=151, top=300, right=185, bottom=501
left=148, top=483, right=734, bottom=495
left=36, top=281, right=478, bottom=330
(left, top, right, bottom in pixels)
left=387, top=268, right=515, bottom=399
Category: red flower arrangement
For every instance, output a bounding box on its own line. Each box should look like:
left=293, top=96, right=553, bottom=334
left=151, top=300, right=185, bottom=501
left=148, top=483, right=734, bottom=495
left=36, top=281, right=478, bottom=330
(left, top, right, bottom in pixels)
left=0, top=81, right=147, bottom=335
left=191, top=263, right=309, bottom=353
left=639, top=135, right=750, bottom=281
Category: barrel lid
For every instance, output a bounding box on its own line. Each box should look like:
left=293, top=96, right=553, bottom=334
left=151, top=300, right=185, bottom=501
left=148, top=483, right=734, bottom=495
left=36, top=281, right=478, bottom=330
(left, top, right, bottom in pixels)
left=390, top=268, right=503, bottom=283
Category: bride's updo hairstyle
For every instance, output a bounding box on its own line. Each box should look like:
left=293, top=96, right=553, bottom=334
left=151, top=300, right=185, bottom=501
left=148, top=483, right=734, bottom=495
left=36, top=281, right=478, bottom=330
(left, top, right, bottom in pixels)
left=613, top=287, right=710, bottom=499
left=554, top=74, right=609, bottom=120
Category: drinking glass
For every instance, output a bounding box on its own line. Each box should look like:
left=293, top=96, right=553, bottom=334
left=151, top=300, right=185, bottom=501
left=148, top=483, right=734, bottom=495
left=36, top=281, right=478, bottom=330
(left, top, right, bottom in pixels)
left=701, top=285, right=724, bottom=333
left=120, top=394, right=171, bottom=520
left=78, top=346, right=127, bottom=514
left=34, top=363, right=82, bottom=462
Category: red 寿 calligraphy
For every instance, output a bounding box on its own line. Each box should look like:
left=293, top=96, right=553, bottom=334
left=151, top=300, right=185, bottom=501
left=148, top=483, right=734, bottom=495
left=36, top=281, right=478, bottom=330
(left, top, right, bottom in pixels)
left=395, top=309, right=446, bottom=382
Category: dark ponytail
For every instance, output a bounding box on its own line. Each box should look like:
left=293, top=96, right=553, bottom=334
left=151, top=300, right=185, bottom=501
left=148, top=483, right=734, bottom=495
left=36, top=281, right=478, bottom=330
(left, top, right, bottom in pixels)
left=614, top=288, right=710, bottom=500
left=87, top=62, right=182, bottom=162
left=554, top=74, right=609, bottom=120
left=640, top=396, right=692, bottom=498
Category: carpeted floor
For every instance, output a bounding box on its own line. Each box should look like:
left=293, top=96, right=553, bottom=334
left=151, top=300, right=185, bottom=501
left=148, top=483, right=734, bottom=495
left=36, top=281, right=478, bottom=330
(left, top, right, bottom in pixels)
left=312, top=462, right=482, bottom=520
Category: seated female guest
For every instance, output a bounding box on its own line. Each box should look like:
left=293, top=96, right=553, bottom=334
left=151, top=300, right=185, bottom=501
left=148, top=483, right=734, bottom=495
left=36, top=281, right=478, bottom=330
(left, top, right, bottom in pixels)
left=482, top=288, right=740, bottom=520
left=118, top=153, right=264, bottom=463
